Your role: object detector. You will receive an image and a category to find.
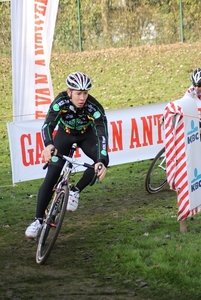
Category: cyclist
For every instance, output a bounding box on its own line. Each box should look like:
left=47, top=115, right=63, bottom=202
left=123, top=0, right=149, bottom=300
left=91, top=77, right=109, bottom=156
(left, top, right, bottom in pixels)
left=184, top=68, right=201, bottom=100
left=25, top=71, right=109, bottom=239
left=160, top=68, right=201, bottom=125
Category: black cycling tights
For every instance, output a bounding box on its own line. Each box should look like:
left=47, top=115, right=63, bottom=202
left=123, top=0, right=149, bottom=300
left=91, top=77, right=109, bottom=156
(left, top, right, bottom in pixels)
left=36, top=164, right=95, bottom=219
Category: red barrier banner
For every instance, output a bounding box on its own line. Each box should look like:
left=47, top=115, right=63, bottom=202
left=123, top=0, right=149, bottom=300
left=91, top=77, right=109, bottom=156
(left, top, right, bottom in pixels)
left=7, top=103, right=166, bottom=183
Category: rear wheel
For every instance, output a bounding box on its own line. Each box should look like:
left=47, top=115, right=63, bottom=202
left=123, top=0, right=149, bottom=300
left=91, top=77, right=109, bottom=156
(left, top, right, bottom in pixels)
left=36, top=185, right=69, bottom=264
left=145, top=147, right=167, bottom=194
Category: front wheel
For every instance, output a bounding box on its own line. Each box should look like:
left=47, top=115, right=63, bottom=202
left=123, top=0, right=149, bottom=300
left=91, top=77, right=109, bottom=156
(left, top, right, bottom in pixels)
left=145, top=147, right=167, bottom=194
left=36, top=185, right=69, bottom=264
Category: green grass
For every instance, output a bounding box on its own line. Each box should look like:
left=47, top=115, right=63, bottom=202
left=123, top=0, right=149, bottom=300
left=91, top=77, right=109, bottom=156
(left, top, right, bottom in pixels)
left=1, top=42, right=201, bottom=299
left=51, top=43, right=199, bottom=109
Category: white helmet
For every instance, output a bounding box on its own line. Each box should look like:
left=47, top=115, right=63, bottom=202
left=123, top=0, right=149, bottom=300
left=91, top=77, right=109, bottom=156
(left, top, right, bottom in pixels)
left=190, top=68, right=201, bottom=86
left=66, top=71, right=92, bottom=90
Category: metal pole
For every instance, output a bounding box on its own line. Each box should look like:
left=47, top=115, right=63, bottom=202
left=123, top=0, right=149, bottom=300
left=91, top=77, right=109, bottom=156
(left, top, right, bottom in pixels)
left=77, top=0, right=82, bottom=52
left=180, top=0, right=184, bottom=42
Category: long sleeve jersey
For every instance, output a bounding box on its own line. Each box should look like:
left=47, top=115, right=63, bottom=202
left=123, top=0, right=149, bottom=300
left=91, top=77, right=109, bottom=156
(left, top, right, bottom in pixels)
left=41, top=91, right=109, bottom=165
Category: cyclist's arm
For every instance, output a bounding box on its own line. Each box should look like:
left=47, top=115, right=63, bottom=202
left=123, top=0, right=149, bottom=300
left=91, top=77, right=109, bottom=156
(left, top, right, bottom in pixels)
left=93, top=112, right=109, bottom=180
left=88, top=96, right=109, bottom=167
left=41, top=93, right=67, bottom=160
left=93, top=112, right=109, bottom=167
left=42, top=93, right=66, bottom=147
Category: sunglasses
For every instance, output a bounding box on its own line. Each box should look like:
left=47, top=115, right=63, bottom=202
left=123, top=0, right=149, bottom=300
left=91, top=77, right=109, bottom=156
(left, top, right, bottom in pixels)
left=193, top=83, right=201, bottom=88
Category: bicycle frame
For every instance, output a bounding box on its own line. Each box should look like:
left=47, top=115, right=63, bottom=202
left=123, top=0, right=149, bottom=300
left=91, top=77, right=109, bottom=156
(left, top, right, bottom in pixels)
left=36, top=143, right=97, bottom=264
left=157, top=156, right=166, bottom=171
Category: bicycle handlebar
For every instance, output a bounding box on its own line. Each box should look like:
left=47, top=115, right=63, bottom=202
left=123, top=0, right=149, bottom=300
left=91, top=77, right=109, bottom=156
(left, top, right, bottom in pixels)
left=42, top=149, right=103, bottom=186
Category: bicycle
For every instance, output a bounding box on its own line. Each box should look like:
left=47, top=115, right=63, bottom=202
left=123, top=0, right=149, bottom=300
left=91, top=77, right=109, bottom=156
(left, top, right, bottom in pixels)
left=145, top=146, right=167, bottom=194
left=36, top=143, right=100, bottom=265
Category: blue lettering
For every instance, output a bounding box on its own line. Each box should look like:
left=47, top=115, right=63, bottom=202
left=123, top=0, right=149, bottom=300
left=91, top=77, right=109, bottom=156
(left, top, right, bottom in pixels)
left=187, top=132, right=199, bottom=144
left=191, top=179, right=201, bottom=192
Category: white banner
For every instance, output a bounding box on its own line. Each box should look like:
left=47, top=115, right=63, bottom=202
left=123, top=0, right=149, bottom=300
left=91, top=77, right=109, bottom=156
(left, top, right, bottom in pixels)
left=181, top=97, right=201, bottom=210
left=10, top=0, right=59, bottom=121
left=7, top=103, right=166, bottom=183
left=164, top=96, right=201, bottom=220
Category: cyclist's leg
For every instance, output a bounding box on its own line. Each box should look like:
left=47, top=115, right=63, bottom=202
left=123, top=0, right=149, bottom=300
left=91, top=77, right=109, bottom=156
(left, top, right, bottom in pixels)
left=25, top=164, right=63, bottom=239
left=36, top=128, right=74, bottom=219
left=36, top=164, right=62, bottom=219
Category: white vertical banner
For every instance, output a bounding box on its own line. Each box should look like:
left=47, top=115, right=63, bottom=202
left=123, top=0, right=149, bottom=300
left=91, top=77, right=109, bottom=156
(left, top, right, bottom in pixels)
left=10, top=0, right=59, bottom=121
left=164, top=96, right=201, bottom=220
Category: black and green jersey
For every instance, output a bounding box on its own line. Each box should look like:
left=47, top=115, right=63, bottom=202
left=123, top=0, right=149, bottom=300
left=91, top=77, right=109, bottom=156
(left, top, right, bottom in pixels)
left=42, top=91, right=109, bottom=164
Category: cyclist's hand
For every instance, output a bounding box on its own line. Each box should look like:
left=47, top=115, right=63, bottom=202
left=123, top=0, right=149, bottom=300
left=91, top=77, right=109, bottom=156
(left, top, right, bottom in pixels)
left=95, top=163, right=107, bottom=181
left=41, top=144, right=55, bottom=163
